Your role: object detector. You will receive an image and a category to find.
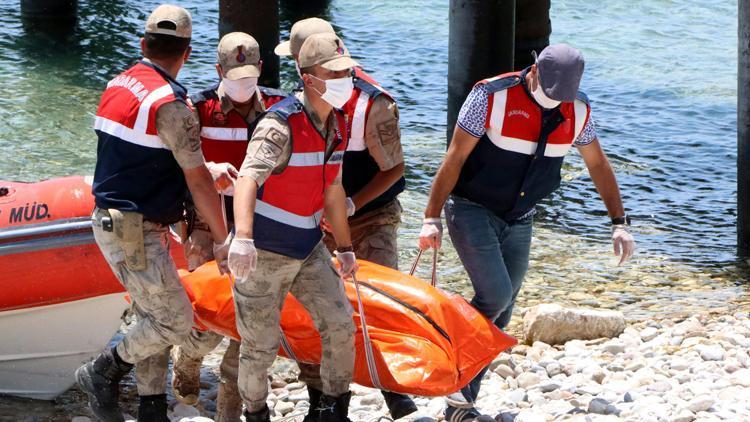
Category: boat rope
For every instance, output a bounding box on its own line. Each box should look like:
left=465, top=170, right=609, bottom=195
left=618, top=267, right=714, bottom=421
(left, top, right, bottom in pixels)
left=409, top=248, right=438, bottom=287
left=352, top=272, right=384, bottom=390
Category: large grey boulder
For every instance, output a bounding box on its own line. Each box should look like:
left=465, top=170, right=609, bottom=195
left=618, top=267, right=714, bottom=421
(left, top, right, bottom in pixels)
left=523, top=304, right=626, bottom=345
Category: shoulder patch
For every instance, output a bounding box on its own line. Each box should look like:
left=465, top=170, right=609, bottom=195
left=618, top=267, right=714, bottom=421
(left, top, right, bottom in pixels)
left=482, top=75, right=522, bottom=94
left=576, top=90, right=590, bottom=105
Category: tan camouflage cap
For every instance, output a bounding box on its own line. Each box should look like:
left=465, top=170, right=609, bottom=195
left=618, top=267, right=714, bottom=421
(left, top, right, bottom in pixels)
left=218, top=32, right=261, bottom=80
left=145, top=4, right=192, bottom=39
left=275, top=17, right=335, bottom=57
left=298, top=33, right=358, bottom=71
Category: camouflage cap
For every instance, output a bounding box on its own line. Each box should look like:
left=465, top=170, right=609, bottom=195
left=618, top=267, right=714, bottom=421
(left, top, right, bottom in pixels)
left=218, top=32, right=261, bottom=80
left=275, top=17, right=335, bottom=57
left=145, top=4, right=192, bottom=39
left=298, top=33, right=358, bottom=71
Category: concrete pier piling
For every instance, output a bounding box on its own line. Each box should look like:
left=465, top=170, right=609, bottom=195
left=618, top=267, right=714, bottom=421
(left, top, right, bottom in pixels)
left=740, top=0, right=750, bottom=256
left=447, top=0, right=516, bottom=140
left=219, top=0, right=280, bottom=88
left=514, top=0, right=550, bottom=70
left=280, top=0, right=330, bottom=18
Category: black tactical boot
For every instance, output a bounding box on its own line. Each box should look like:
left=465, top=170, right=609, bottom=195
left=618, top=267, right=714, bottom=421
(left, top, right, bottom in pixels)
left=137, top=394, right=169, bottom=422
left=75, top=347, right=133, bottom=422
left=243, top=405, right=271, bottom=422
left=444, top=405, right=484, bottom=422
left=382, top=391, right=418, bottom=419
left=303, top=386, right=324, bottom=422
left=317, top=392, right=352, bottom=422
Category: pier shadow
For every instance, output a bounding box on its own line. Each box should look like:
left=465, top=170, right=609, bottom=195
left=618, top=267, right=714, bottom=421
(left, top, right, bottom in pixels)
left=280, top=0, right=331, bottom=24
left=14, top=0, right=141, bottom=89
left=277, top=0, right=334, bottom=91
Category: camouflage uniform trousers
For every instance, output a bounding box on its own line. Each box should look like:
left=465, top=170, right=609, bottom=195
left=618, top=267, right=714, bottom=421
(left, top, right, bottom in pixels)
left=233, top=242, right=356, bottom=411
left=302, top=200, right=401, bottom=390
left=92, top=208, right=194, bottom=396
left=322, top=199, right=401, bottom=269
left=175, top=212, right=241, bottom=399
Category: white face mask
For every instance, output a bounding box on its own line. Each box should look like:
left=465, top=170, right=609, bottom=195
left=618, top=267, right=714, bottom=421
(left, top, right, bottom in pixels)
left=311, top=75, right=354, bottom=109
left=531, top=76, right=561, bottom=109
left=222, top=77, right=258, bottom=103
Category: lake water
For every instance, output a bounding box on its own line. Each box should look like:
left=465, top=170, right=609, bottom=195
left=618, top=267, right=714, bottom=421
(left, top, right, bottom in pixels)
left=0, top=0, right=748, bottom=417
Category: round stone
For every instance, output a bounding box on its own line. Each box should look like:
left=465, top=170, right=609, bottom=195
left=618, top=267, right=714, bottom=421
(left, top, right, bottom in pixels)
left=494, top=364, right=515, bottom=379
left=545, top=362, right=563, bottom=377
left=698, top=345, right=725, bottom=361
left=588, top=398, right=619, bottom=415
left=516, top=372, right=541, bottom=389
left=687, top=396, right=715, bottom=413
left=274, top=400, right=295, bottom=415
left=640, top=327, right=659, bottom=342
left=538, top=381, right=560, bottom=393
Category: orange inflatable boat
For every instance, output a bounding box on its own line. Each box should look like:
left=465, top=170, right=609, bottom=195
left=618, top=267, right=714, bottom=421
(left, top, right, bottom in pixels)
left=0, top=176, right=186, bottom=399
left=0, top=176, right=131, bottom=399
left=181, top=260, right=517, bottom=397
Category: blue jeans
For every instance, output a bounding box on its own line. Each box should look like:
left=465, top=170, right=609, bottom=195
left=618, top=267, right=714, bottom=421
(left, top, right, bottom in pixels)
left=444, top=195, right=533, bottom=403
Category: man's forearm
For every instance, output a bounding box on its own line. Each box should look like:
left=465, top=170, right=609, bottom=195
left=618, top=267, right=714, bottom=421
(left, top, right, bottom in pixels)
left=351, top=163, right=404, bottom=210
left=424, top=158, right=462, bottom=218
left=233, top=176, right=258, bottom=239
left=324, top=184, right=353, bottom=247
left=424, top=127, right=479, bottom=218
left=588, top=161, right=626, bottom=218
left=188, top=167, right=228, bottom=243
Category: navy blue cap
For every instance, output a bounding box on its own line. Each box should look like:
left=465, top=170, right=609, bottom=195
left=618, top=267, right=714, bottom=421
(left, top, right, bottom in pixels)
left=532, top=44, right=585, bottom=102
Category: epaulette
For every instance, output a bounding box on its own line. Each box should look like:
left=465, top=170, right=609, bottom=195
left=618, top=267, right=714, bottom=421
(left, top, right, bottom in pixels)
left=259, top=86, right=289, bottom=99
left=267, top=95, right=303, bottom=119
left=576, top=90, right=590, bottom=105
left=189, top=83, right=220, bottom=105
left=354, top=77, right=385, bottom=99
left=481, top=75, right=522, bottom=94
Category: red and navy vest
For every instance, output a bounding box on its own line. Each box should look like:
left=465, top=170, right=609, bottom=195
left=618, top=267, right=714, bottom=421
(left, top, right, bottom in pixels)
left=453, top=69, right=590, bottom=220
left=253, top=96, right=348, bottom=259
left=191, top=84, right=287, bottom=170
left=92, top=60, right=190, bottom=224
left=340, top=68, right=405, bottom=217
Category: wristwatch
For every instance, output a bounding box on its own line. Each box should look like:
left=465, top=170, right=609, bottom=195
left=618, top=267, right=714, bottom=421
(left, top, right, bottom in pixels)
left=611, top=215, right=631, bottom=226
left=336, top=245, right=354, bottom=253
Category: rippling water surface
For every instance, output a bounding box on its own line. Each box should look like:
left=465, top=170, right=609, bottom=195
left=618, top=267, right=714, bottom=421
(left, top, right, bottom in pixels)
left=0, top=0, right=748, bottom=416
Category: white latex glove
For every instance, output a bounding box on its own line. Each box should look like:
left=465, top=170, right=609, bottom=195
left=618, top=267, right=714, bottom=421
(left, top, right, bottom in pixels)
left=334, top=250, right=359, bottom=278
left=206, top=162, right=238, bottom=195
left=228, top=238, right=257, bottom=281
left=345, top=197, right=356, bottom=217
left=612, top=224, right=636, bottom=265
left=419, top=218, right=443, bottom=250
left=212, top=239, right=230, bottom=275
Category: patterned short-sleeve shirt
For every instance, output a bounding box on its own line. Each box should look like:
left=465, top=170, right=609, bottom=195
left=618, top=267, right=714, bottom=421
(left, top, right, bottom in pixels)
left=456, top=84, right=597, bottom=146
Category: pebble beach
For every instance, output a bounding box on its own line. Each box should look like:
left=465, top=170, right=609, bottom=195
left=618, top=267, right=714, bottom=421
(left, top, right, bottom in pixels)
left=55, top=310, right=750, bottom=422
